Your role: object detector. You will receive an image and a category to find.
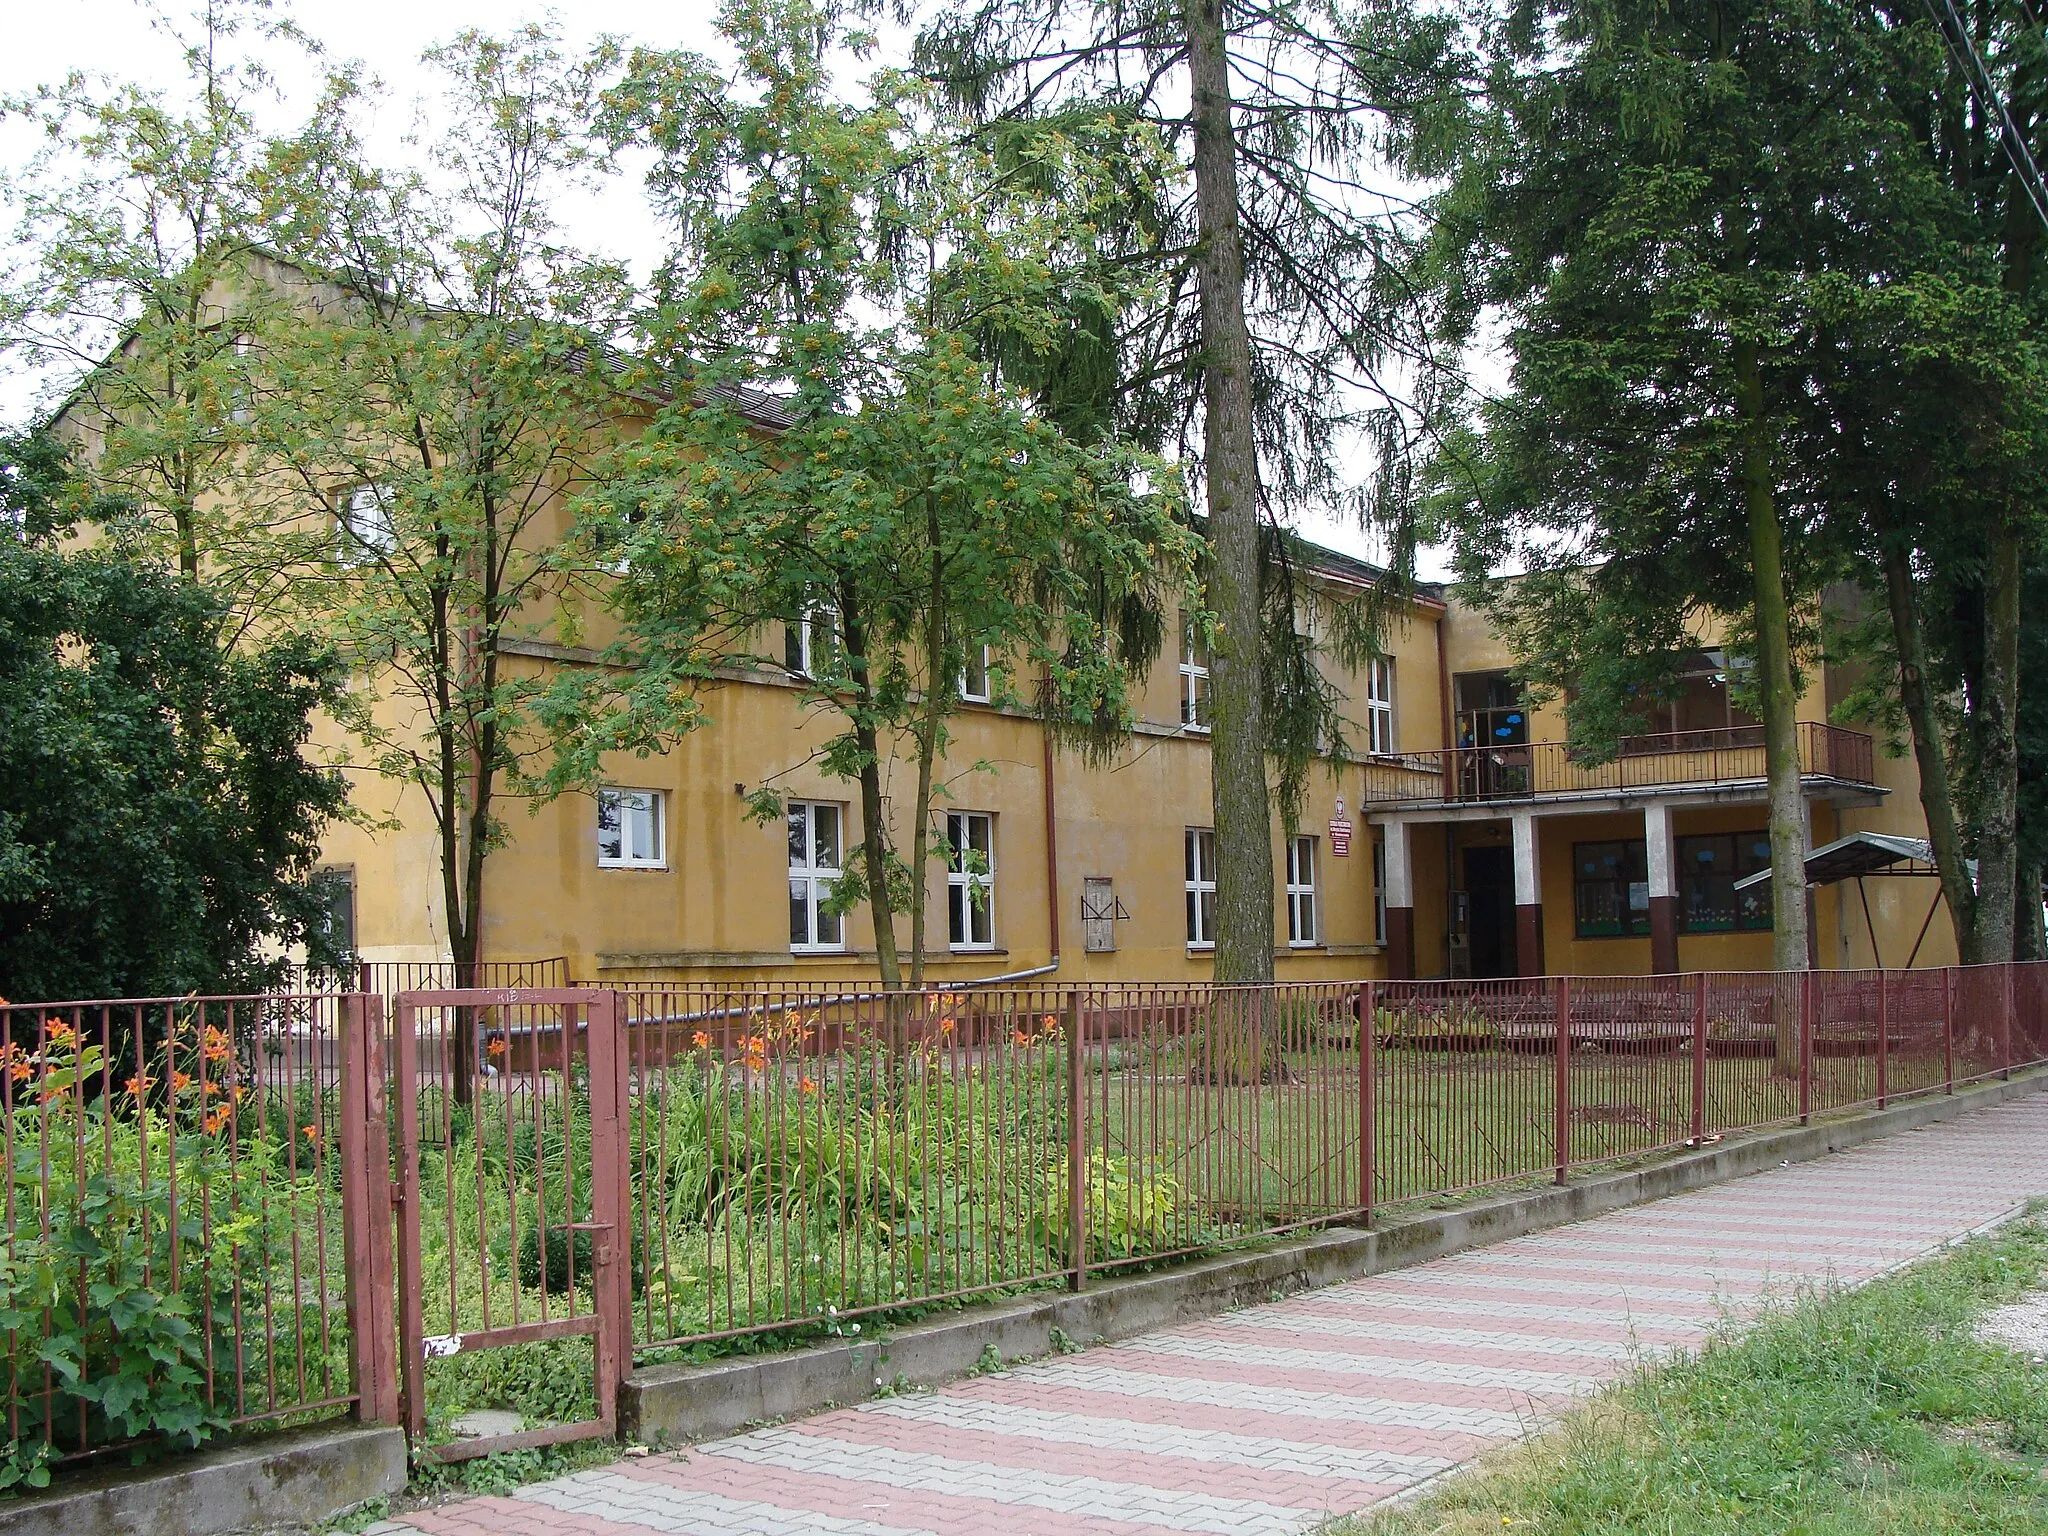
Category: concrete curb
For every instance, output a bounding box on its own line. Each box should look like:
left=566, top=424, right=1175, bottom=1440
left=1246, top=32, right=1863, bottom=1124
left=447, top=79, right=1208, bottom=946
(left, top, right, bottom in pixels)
left=0, top=1422, right=407, bottom=1536
left=622, top=1068, right=2048, bottom=1445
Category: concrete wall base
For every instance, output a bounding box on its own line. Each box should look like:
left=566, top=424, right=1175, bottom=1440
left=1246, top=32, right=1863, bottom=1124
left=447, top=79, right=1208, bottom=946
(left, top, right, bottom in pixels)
left=623, top=1069, right=2048, bottom=1445
left=0, top=1422, right=407, bottom=1536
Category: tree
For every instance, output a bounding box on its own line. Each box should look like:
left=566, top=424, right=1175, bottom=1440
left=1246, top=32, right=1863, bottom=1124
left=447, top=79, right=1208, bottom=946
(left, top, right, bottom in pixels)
left=243, top=26, right=630, bottom=1040
left=0, top=436, right=347, bottom=1003
left=915, top=0, right=1456, bottom=982
left=569, top=0, right=1197, bottom=987
left=1411, top=0, right=1976, bottom=975
left=0, top=0, right=328, bottom=606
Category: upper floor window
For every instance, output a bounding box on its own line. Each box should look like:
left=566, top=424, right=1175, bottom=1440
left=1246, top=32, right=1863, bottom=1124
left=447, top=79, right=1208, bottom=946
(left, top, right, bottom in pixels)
left=1185, top=827, right=1217, bottom=948
left=1679, top=831, right=1774, bottom=932
left=337, top=482, right=396, bottom=564
left=1286, top=835, right=1319, bottom=946
left=1180, top=619, right=1211, bottom=733
left=1573, top=838, right=1648, bottom=938
left=784, top=602, right=838, bottom=676
left=946, top=810, right=995, bottom=950
left=597, top=788, right=664, bottom=869
left=1367, top=657, right=1396, bottom=756
left=959, top=644, right=991, bottom=703
left=788, top=800, right=845, bottom=951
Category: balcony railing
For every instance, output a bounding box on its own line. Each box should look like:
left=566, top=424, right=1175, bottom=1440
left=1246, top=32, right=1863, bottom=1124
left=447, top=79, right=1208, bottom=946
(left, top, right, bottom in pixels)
left=1359, top=721, right=1878, bottom=805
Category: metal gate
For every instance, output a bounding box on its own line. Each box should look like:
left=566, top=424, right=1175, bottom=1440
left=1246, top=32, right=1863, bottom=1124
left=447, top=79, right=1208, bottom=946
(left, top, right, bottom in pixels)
left=391, top=988, right=628, bottom=1460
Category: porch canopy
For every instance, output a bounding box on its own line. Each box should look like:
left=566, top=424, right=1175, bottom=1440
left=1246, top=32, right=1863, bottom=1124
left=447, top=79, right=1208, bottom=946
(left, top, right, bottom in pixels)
left=1734, top=830, right=1971, bottom=967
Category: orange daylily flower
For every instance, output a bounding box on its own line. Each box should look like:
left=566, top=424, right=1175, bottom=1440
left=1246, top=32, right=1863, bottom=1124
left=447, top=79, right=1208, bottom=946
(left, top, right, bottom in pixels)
left=486, top=1036, right=508, bottom=1058
left=124, top=1073, right=155, bottom=1098
left=691, top=1030, right=711, bottom=1050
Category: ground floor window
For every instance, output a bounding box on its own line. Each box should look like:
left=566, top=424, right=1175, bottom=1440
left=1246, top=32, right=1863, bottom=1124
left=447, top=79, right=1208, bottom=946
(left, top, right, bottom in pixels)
left=1287, top=835, right=1319, bottom=946
left=1679, top=831, right=1774, bottom=932
left=788, top=801, right=844, bottom=951
left=946, top=811, right=995, bottom=949
left=1574, top=838, right=1649, bottom=937
left=598, top=788, right=664, bottom=869
left=1185, top=828, right=1217, bottom=948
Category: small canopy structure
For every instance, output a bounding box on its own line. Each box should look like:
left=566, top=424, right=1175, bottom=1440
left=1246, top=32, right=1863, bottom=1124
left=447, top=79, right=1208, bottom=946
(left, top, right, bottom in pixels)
left=1734, top=831, right=1972, bottom=968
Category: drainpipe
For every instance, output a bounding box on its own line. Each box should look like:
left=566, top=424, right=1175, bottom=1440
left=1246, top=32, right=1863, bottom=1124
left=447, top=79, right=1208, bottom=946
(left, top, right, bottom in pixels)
left=1041, top=707, right=1062, bottom=973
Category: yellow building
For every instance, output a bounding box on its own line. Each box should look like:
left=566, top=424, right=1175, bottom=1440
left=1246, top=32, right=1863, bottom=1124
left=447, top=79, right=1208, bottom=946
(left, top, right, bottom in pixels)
left=322, top=551, right=1944, bottom=987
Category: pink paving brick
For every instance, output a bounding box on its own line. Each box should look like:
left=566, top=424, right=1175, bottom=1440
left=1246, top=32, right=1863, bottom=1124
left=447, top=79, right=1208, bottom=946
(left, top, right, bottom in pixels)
left=372, top=1093, right=2048, bottom=1536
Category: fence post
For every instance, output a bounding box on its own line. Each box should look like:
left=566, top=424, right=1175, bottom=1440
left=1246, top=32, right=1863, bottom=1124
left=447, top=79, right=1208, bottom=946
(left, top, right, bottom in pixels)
left=1691, top=972, right=1707, bottom=1146
left=338, top=992, right=399, bottom=1426
left=1358, top=981, right=1374, bottom=1228
left=2002, top=962, right=2015, bottom=1081
left=1553, top=975, right=1570, bottom=1186
left=1066, top=988, right=1086, bottom=1292
left=1798, top=971, right=1813, bottom=1126
left=1875, top=967, right=1888, bottom=1110
left=1943, top=966, right=1955, bottom=1094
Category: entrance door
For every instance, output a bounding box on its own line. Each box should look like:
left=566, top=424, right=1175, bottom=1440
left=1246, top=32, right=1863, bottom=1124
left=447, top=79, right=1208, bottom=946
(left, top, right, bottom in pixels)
left=391, top=988, right=629, bottom=1461
left=1464, top=846, right=1517, bottom=978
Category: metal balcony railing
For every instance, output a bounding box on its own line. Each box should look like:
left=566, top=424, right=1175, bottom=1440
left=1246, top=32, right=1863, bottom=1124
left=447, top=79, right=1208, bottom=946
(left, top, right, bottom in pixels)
left=1359, top=721, right=1878, bottom=805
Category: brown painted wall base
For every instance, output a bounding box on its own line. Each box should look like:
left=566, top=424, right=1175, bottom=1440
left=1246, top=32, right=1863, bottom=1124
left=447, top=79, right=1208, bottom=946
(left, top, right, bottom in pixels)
left=1386, top=906, right=1415, bottom=979
left=1516, top=903, right=1543, bottom=976
left=1650, top=895, right=1679, bottom=974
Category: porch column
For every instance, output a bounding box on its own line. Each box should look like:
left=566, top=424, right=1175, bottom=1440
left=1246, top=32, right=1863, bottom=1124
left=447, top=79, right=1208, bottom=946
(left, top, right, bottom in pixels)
left=1512, top=810, right=1544, bottom=977
left=1383, top=818, right=1416, bottom=980
left=1645, top=801, right=1679, bottom=974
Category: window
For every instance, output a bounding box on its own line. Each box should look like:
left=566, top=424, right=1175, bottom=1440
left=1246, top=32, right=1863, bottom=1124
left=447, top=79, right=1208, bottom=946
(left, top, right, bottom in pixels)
left=1573, top=838, right=1649, bottom=937
left=1180, top=619, right=1211, bottom=732
left=337, top=482, right=396, bottom=563
left=783, top=603, right=838, bottom=676
left=1185, top=828, right=1217, bottom=948
left=1679, top=831, right=1774, bottom=932
left=1287, top=835, right=1319, bottom=946
left=788, top=801, right=845, bottom=951
left=1367, top=657, right=1396, bottom=756
left=310, top=868, right=356, bottom=968
left=959, top=644, right=991, bottom=703
left=1372, top=837, right=1388, bottom=946
left=946, top=811, right=995, bottom=949
left=597, top=788, right=664, bottom=869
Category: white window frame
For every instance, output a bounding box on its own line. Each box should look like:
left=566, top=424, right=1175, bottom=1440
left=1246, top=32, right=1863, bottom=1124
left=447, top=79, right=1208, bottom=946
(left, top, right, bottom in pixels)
left=1287, top=835, right=1320, bottom=947
left=337, top=482, right=397, bottom=564
left=959, top=644, right=992, bottom=703
left=1180, top=620, right=1211, bottom=733
left=788, top=800, right=846, bottom=952
left=1373, top=837, right=1388, bottom=946
left=597, top=787, right=665, bottom=870
left=1367, top=656, right=1396, bottom=756
left=946, top=810, right=996, bottom=951
left=1185, top=827, right=1217, bottom=949
left=784, top=602, right=838, bottom=676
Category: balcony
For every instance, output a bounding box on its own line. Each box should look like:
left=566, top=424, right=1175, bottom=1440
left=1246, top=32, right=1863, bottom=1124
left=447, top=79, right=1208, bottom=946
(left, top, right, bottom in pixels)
left=1359, top=722, right=1879, bottom=806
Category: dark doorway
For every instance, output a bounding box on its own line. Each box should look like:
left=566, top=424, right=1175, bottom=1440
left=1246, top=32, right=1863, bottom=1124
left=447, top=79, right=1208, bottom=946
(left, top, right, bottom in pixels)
left=1464, top=845, right=1516, bottom=978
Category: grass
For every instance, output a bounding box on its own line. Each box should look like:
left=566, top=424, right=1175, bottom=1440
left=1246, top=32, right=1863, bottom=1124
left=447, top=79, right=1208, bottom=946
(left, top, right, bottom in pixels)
left=1329, top=1212, right=2048, bottom=1536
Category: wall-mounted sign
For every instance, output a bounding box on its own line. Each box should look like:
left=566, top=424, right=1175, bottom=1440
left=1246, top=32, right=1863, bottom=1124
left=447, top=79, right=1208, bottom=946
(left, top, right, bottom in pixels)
left=1329, top=793, right=1353, bottom=857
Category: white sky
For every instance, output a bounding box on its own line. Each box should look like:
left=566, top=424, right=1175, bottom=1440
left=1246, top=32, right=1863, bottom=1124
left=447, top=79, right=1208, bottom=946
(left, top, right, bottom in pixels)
left=2, top=0, right=1449, bottom=576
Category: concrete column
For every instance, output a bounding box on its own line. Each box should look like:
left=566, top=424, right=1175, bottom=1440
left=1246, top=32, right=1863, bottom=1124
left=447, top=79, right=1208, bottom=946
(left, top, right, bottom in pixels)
left=1512, top=810, right=1543, bottom=977
left=1645, top=801, right=1679, bottom=975
left=1383, top=818, right=1415, bottom=980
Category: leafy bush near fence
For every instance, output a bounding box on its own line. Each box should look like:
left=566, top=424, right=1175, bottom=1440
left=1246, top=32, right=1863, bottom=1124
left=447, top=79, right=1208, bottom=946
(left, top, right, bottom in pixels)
left=0, top=1021, right=345, bottom=1485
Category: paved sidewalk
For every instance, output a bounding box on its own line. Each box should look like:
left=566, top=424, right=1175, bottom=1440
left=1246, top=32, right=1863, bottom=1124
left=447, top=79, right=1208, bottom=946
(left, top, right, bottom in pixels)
left=372, top=1095, right=2048, bottom=1536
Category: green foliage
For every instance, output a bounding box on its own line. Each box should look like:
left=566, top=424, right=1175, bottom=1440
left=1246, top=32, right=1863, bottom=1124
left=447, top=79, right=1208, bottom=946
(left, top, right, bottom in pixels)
left=0, top=481, right=348, bottom=1002
left=1035, top=1151, right=1182, bottom=1265
left=566, top=0, right=1197, bottom=983
left=1344, top=1218, right=2048, bottom=1535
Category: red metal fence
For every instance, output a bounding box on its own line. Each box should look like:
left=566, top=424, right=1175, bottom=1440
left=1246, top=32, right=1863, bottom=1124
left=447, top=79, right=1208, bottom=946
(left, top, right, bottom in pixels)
left=4, top=961, right=2045, bottom=1469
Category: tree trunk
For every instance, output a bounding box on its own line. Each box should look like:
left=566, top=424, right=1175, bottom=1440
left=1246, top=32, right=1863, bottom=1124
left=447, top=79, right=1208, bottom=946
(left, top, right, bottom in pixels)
left=1880, top=541, right=1981, bottom=962
left=1973, top=524, right=2022, bottom=963
left=839, top=588, right=903, bottom=989
left=1735, top=336, right=1808, bottom=1075
left=2015, top=857, right=2045, bottom=961
left=1186, top=0, right=1274, bottom=988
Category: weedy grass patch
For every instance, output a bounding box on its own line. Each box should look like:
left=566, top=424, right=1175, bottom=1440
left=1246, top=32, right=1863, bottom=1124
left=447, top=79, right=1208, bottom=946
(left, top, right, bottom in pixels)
left=1334, top=1214, right=2048, bottom=1535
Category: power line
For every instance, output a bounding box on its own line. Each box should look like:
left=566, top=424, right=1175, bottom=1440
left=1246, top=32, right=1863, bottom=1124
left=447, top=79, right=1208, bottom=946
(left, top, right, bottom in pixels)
left=1922, top=0, right=2048, bottom=235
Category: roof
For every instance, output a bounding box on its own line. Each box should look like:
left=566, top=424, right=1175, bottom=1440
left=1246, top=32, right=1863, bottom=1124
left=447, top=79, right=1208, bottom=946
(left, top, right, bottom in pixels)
left=1732, top=831, right=1974, bottom=892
